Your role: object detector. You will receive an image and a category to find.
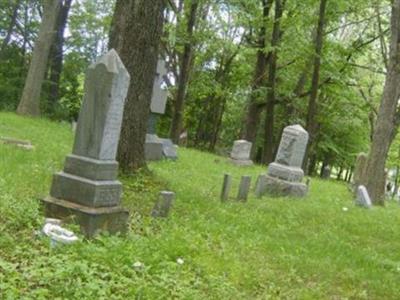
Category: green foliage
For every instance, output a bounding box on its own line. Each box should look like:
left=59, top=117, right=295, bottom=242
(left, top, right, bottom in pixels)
left=2, top=113, right=400, bottom=298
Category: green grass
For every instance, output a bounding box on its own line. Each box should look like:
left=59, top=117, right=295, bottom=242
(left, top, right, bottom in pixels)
left=1, top=111, right=400, bottom=299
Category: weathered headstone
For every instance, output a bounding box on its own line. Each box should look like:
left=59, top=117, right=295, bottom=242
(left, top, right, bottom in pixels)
left=321, top=165, right=331, bottom=179
left=42, top=49, right=130, bottom=238
left=237, top=175, right=251, bottom=202
left=230, top=140, right=253, bottom=166
left=152, top=191, right=175, bottom=217
left=254, top=174, right=267, bottom=198
left=262, top=124, right=309, bottom=197
left=145, top=59, right=178, bottom=160
left=355, top=185, right=372, bottom=208
left=220, top=173, right=232, bottom=202
left=353, top=152, right=367, bottom=189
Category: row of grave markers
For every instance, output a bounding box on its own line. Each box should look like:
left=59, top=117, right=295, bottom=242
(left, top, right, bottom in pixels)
left=0, top=49, right=374, bottom=239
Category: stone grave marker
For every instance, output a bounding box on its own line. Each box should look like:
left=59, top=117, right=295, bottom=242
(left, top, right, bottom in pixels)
left=220, top=173, right=232, bottom=202
left=145, top=59, right=178, bottom=160
left=0, top=136, right=34, bottom=150
left=262, top=124, right=309, bottom=197
left=254, top=174, right=267, bottom=198
left=230, top=140, right=253, bottom=166
left=42, top=49, right=130, bottom=238
left=152, top=191, right=175, bottom=217
left=321, top=166, right=331, bottom=179
left=353, top=152, right=367, bottom=189
left=355, top=185, right=372, bottom=208
left=237, top=175, right=251, bottom=202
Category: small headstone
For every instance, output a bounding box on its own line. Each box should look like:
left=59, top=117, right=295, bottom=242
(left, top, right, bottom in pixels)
left=0, top=136, right=34, bottom=150
left=152, top=191, right=175, bottom=217
left=220, top=173, right=232, bottom=202
left=355, top=185, right=372, bottom=208
left=71, top=121, right=77, bottom=132
left=353, top=152, right=367, bottom=187
left=321, top=166, right=331, bottom=179
left=237, top=175, right=251, bottom=202
left=263, top=124, right=309, bottom=198
left=230, top=140, right=253, bottom=166
left=254, top=174, right=267, bottom=198
left=42, top=49, right=130, bottom=238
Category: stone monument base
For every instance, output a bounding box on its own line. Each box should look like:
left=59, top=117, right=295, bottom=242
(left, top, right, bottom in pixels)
left=263, top=175, right=307, bottom=198
left=229, top=158, right=253, bottom=166
left=41, top=197, right=129, bottom=238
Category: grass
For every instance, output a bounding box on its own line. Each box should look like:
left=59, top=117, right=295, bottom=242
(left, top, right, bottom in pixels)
left=1, top=111, right=400, bottom=299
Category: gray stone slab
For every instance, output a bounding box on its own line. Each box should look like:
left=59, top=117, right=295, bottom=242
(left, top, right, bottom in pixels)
left=229, top=158, right=253, bottom=166
left=72, top=49, right=130, bottom=161
left=0, top=136, right=34, bottom=150
left=254, top=174, right=267, bottom=198
left=230, top=140, right=252, bottom=160
left=64, top=154, right=118, bottom=181
left=237, top=175, right=251, bottom=202
left=145, top=134, right=163, bottom=161
left=50, top=172, right=122, bottom=208
left=355, top=185, right=372, bottom=208
left=152, top=191, right=175, bottom=217
left=161, top=138, right=178, bottom=160
left=263, top=175, right=308, bottom=198
left=267, top=162, right=304, bottom=182
left=274, top=125, right=308, bottom=168
left=220, top=173, right=232, bottom=202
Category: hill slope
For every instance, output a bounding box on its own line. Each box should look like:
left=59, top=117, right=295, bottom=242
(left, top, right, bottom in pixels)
left=1, top=112, right=400, bottom=299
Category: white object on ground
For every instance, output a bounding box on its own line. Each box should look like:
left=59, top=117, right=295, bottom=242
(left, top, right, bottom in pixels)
left=42, top=223, right=79, bottom=244
left=176, top=258, right=184, bottom=265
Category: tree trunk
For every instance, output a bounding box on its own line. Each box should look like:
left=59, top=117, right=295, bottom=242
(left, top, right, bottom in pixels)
left=262, top=0, right=283, bottom=164
left=363, top=0, right=400, bottom=205
left=17, top=0, right=61, bottom=116
left=170, top=0, right=199, bottom=144
left=0, top=0, right=21, bottom=56
left=304, top=0, right=327, bottom=170
left=242, top=0, right=273, bottom=145
left=109, top=0, right=165, bottom=173
left=47, top=0, right=72, bottom=114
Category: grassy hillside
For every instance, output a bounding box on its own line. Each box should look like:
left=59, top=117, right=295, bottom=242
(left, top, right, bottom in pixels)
left=1, top=112, right=400, bottom=299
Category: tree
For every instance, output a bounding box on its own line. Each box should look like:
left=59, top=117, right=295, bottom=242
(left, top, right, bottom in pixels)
left=47, top=0, right=72, bottom=114
left=16, top=0, right=61, bottom=116
left=0, top=0, right=21, bottom=56
left=109, top=0, right=165, bottom=173
left=304, top=0, right=328, bottom=174
left=169, top=0, right=200, bottom=144
left=262, top=0, right=284, bottom=164
left=362, top=0, right=400, bottom=205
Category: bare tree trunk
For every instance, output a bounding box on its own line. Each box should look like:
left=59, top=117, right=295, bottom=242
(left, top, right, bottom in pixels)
left=170, top=0, right=199, bottom=144
left=304, top=0, right=327, bottom=170
left=17, top=0, right=61, bottom=116
left=363, top=0, right=400, bottom=205
left=47, top=0, right=72, bottom=114
left=0, top=0, right=21, bottom=56
left=262, top=0, right=284, bottom=164
left=109, top=0, right=165, bottom=173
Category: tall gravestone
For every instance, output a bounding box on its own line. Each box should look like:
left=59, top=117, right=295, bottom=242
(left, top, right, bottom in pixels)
left=145, top=59, right=178, bottom=160
left=262, top=124, right=309, bottom=197
left=42, top=49, right=130, bottom=237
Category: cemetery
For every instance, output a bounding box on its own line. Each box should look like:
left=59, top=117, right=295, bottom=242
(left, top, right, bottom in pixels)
left=2, top=0, right=400, bottom=299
